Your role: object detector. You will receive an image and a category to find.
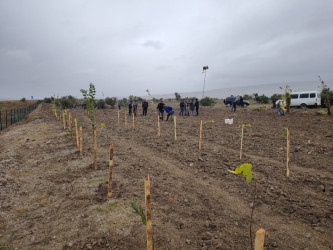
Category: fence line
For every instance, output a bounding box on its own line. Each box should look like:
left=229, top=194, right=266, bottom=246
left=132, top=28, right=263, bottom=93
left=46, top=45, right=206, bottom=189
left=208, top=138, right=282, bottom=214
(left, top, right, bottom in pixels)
left=0, top=103, right=39, bottom=130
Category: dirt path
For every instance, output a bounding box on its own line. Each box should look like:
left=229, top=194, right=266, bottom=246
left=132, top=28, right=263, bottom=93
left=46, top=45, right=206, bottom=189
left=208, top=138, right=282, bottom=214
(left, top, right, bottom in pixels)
left=1, top=103, right=332, bottom=249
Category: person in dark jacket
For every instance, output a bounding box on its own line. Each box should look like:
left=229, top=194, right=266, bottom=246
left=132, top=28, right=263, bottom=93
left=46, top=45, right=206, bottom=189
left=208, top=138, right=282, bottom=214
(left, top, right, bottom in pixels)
left=142, top=99, right=149, bottom=116
left=195, top=98, right=199, bottom=116
left=189, top=99, right=195, bottom=116
left=133, top=100, right=138, bottom=116
left=179, top=99, right=185, bottom=116
left=118, top=101, right=122, bottom=110
left=157, top=100, right=165, bottom=120
left=128, top=100, right=132, bottom=115
left=239, top=96, right=244, bottom=107
left=165, top=106, right=174, bottom=121
left=231, top=96, right=240, bottom=112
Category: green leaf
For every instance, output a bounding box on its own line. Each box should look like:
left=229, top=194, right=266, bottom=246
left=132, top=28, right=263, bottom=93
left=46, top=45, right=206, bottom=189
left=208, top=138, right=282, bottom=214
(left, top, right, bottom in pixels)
left=246, top=172, right=253, bottom=183
left=235, top=167, right=242, bottom=174
left=100, top=123, right=105, bottom=128
left=229, top=163, right=254, bottom=183
left=242, top=163, right=252, bottom=175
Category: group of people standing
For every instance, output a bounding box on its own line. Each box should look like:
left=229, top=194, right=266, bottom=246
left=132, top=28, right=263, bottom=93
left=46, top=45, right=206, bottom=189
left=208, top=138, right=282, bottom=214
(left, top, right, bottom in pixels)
left=117, top=98, right=200, bottom=120
left=118, top=99, right=149, bottom=116
left=179, top=98, right=199, bottom=116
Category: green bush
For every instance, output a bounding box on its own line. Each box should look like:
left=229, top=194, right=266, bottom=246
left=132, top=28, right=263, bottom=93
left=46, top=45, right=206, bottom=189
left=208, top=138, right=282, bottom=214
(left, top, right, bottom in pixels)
left=121, top=98, right=128, bottom=106
left=20, top=97, right=26, bottom=102
left=200, top=97, right=216, bottom=106
left=321, top=86, right=332, bottom=115
left=59, top=95, right=77, bottom=109
left=105, top=97, right=117, bottom=108
left=270, top=93, right=282, bottom=101
left=254, top=94, right=269, bottom=104
left=43, top=97, right=52, bottom=103
left=96, top=99, right=106, bottom=109
left=243, top=94, right=253, bottom=100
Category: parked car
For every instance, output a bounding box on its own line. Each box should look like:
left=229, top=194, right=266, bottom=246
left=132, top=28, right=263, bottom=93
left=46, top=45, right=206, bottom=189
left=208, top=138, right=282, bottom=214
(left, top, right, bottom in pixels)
left=275, top=91, right=321, bottom=108
left=224, top=96, right=250, bottom=107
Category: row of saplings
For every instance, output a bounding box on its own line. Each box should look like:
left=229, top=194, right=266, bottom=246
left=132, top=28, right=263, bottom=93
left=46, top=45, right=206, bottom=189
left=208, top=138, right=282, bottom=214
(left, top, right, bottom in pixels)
left=50, top=83, right=296, bottom=249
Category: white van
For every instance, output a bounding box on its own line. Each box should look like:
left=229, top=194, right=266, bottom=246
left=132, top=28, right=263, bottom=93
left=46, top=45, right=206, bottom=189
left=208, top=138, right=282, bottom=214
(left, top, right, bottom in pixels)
left=276, top=91, right=321, bottom=108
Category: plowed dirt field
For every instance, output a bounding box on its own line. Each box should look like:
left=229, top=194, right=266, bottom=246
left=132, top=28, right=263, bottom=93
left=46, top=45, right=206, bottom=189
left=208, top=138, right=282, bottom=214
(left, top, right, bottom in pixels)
left=1, top=103, right=332, bottom=249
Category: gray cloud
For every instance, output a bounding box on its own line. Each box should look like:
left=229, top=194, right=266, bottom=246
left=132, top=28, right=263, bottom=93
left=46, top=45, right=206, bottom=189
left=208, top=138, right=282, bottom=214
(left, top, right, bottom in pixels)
left=143, top=40, right=163, bottom=50
left=0, top=0, right=332, bottom=99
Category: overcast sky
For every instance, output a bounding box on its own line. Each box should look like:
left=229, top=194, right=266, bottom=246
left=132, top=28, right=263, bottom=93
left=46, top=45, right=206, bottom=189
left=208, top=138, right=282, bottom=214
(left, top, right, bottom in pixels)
left=1, top=0, right=333, bottom=99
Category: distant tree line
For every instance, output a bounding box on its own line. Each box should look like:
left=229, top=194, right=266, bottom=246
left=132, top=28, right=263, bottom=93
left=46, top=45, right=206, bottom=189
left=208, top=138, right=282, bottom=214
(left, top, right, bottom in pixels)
left=42, top=87, right=333, bottom=112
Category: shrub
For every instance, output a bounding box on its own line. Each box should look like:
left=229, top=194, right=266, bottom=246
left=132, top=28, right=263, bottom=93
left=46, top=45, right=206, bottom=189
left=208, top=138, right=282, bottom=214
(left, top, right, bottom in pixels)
left=96, top=99, right=106, bottom=109
left=321, top=85, right=332, bottom=115
left=59, top=95, right=77, bottom=109
left=105, top=97, right=117, bottom=108
left=243, top=94, right=252, bottom=100
left=175, top=92, right=181, bottom=101
left=254, top=94, right=269, bottom=104
left=270, top=93, right=282, bottom=101
left=43, top=97, right=52, bottom=103
left=200, top=97, right=216, bottom=106
left=20, top=97, right=26, bottom=102
left=121, top=98, right=128, bottom=106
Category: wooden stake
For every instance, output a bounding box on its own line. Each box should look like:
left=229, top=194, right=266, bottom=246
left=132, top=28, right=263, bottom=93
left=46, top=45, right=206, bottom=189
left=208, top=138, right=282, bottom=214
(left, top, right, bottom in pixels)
left=158, top=115, right=160, bottom=137
left=132, top=113, right=135, bottom=129
left=68, top=111, right=71, bottom=131
left=174, top=116, right=177, bottom=140
left=108, top=145, right=114, bottom=198
left=80, top=126, right=83, bottom=156
left=287, top=127, right=290, bottom=177
left=254, top=228, right=265, bottom=250
left=199, top=120, right=203, bottom=150
left=240, top=124, right=245, bottom=159
left=94, top=126, right=97, bottom=170
left=118, top=110, right=120, bottom=126
left=63, top=112, right=66, bottom=130
left=70, top=115, right=74, bottom=139
left=75, top=119, right=79, bottom=148
left=145, top=175, right=153, bottom=250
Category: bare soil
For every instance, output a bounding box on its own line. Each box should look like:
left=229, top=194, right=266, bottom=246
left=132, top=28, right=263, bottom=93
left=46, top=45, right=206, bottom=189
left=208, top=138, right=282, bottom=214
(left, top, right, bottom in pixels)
left=1, top=103, right=332, bottom=249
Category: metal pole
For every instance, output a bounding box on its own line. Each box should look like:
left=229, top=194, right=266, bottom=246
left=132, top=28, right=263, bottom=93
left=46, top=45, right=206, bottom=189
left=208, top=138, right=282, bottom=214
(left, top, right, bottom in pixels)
left=202, top=70, right=206, bottom=99
left=6, top=110, right=8, bottom=128
left=10, top=110, right=12, bottom=125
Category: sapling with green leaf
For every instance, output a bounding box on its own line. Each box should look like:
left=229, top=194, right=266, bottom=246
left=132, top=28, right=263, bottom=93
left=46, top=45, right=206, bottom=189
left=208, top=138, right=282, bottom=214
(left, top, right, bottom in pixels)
left=146, top=89, right=155, bottom=113
left=229, top=163, right=257, bottom=250
left=320, top=84, right=332, bottom=115
left=129, top=201, right=146, bottom=225
left=280, top=85, right=292, bottom=113
left=80, top=83, right=96, bottom=130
